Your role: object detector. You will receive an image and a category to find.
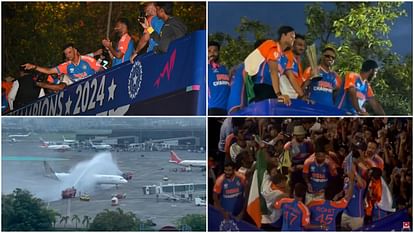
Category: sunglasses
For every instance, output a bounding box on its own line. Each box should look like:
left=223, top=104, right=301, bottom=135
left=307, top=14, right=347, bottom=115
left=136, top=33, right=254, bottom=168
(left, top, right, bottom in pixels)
left=324, top=54, right=336, bottom=59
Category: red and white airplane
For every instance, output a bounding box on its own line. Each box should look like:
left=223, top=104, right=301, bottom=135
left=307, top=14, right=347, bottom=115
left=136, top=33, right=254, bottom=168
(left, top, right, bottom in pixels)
left=40, top=138, right=71, bottom=151
left=169, top=151, right=205, bottom=167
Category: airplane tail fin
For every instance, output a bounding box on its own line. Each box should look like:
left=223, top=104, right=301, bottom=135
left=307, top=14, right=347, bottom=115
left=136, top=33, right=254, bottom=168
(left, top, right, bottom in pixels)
left=39, top=137, right=48, bottom=147
left=43, top=161, right=59, bottom=180
left=169, top=151, right=182, bottom=164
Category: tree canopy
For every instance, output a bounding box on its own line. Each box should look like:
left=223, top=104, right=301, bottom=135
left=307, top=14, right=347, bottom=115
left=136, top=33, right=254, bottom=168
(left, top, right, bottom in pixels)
left=175, top=214, right=206, bottom=231
left=2, top=2, right=205, bottom=77
left=2, top=188, right=57, bottom=231
left=209, top=2, right=412, bottom=115
left=89, top=208, right=151, bottom=231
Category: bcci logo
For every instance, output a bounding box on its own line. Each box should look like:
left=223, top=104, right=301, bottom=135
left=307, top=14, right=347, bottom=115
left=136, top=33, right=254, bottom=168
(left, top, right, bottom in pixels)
left=219, top=219, right=239, bottom=231
left=128, top=60, right=143, bottom=99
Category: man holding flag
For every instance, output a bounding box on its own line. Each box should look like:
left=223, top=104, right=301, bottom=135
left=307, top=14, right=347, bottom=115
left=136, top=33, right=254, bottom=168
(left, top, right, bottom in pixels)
left=243, top=26, right=296, bottom=105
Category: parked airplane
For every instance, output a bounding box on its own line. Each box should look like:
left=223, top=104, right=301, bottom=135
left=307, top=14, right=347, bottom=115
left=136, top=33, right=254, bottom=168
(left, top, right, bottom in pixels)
left=62, top=136, right=77, bottom=144
left=40, top=138, right=71, bottom=151
left=169, top=151, right=205, bottom=167
left=8, top=132, right=31, bottom=138
left=8, top=132, right=31, bottom=141
left=43, top=161, right=128, bottom=185
left=89, top=139, right=112, bottom=150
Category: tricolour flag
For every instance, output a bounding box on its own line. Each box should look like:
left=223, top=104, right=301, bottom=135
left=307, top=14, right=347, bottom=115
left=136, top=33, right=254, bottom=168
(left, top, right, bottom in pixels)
left=247, top=148, right=268, bottom=228
left=243, top=40, right=281, bottom=103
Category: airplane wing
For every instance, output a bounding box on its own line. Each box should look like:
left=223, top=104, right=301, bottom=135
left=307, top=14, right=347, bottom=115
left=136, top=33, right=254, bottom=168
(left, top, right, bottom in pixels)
left=43, top=161, right=59, bottom=180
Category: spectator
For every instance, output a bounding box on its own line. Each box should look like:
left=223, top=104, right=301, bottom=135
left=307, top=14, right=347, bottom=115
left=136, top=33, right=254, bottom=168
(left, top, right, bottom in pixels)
left=209, top=118, right=412, bottom=231
left=284, top=125, right=314, bottom=194
left=102, top=18, right=135, bottom=66
left=8, top=68, right=45, bottom=110
left=139, top=2, right=187, bottom=53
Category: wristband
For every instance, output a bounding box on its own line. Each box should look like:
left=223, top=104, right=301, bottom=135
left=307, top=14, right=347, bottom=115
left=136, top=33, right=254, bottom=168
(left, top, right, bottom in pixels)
left=147, top=27, right=154, bottom=34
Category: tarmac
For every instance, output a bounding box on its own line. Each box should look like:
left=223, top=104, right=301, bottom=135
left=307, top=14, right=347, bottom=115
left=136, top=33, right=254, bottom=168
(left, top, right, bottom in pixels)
left=2, top=140, right=206, bottom=230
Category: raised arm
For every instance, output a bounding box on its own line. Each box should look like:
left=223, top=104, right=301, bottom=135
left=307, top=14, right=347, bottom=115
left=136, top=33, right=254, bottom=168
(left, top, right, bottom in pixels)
left=21, top=63, right=57, bottom=75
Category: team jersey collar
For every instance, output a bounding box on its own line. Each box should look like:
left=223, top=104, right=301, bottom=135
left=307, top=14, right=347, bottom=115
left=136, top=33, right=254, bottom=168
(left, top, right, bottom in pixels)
left=210, top=61, right=220, bottom=69
left=319, top=65, right=332, bottom=73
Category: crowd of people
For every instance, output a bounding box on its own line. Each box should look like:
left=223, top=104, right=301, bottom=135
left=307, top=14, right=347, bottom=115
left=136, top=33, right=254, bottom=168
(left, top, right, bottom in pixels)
left=208, top=25, right=385, bottom=116
left=209, top=117, right=412, bottom=231
left=2, top=2, right=187, bottom=113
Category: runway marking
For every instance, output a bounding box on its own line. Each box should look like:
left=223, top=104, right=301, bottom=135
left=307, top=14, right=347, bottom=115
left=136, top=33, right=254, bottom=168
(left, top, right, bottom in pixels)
left=2, top=156, right=69, bottom=161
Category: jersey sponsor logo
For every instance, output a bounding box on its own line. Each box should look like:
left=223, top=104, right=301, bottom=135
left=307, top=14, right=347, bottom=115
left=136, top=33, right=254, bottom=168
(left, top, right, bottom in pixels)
left=128, top=60, right=143, bottom=99
left=213, top=80, right=230, bottom=86
left=224, top=187, right=241, bottom=195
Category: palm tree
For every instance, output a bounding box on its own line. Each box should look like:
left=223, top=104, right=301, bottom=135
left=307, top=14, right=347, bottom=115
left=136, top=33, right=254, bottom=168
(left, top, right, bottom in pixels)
left=71, top=214, right=80, bottom=229
left=53, top=213, right=61, bottom=228
left=82, top=215, right=92, bottom=229
left=60, top=215, right=69, bottom=228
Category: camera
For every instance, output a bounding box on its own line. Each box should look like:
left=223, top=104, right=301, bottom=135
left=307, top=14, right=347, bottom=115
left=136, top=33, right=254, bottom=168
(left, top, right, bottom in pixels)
left=351, top=141, right=367, bottom=158
left=138, top=9, right=146, bottom=24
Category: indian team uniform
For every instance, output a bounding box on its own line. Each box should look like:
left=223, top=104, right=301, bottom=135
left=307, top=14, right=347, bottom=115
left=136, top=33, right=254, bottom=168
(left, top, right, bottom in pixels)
left=307, top=199, right=348, bottom=231
left=252, top=62, right=277, bottom=101
left=208, top=62, right=230, bottom=113
left=279, top=50, right=303, bottom=84
left=112, top=33, right=135, bottom=66
left=335, top=72, right=374, bottom=114
left=274, top=198, right=310, bottom=231
left=244, top=40, right=282, bottom=102
left=303, top=157, right=337, bottom=204
left=303, top=66, right=341, bottom=107
left=341, top=179, right=365, bottom=230
left=56, top=55, right=101, bottom=83
left=279, top=50, right=304, bottom=98
left=213, top=173, right=245, bottom=216
left=147, top=16, right=164, bottom=52
left=372, top=205, right=390, bottom=221
left=227, top=64, right=245, bottom=114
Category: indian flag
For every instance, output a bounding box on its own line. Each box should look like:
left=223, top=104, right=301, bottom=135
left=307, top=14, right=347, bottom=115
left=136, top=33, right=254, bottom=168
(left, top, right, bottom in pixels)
left=243, top=40, right=281, bottom=102
left=247, top=148, right=268, bottom=228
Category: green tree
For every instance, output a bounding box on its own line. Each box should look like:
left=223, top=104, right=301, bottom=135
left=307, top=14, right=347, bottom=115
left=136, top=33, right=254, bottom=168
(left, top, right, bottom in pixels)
left=2, top=188, right=57, bottom=231
left=52, top=212, right=61, bottom=228
left=305, top=2, right=411, bottom=114
left=59, top=215, right=69, bottom=228
left=89, top=208, right=139, bottom=231
left=175, top=214, right=206, bottom=231
left=71, top=214, right=80, bottom=229
left=82, top=215, right=92, bottom=229
left=3, top=2, right=205, bottom=77
left=209, top=17, right=274, bottom=69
